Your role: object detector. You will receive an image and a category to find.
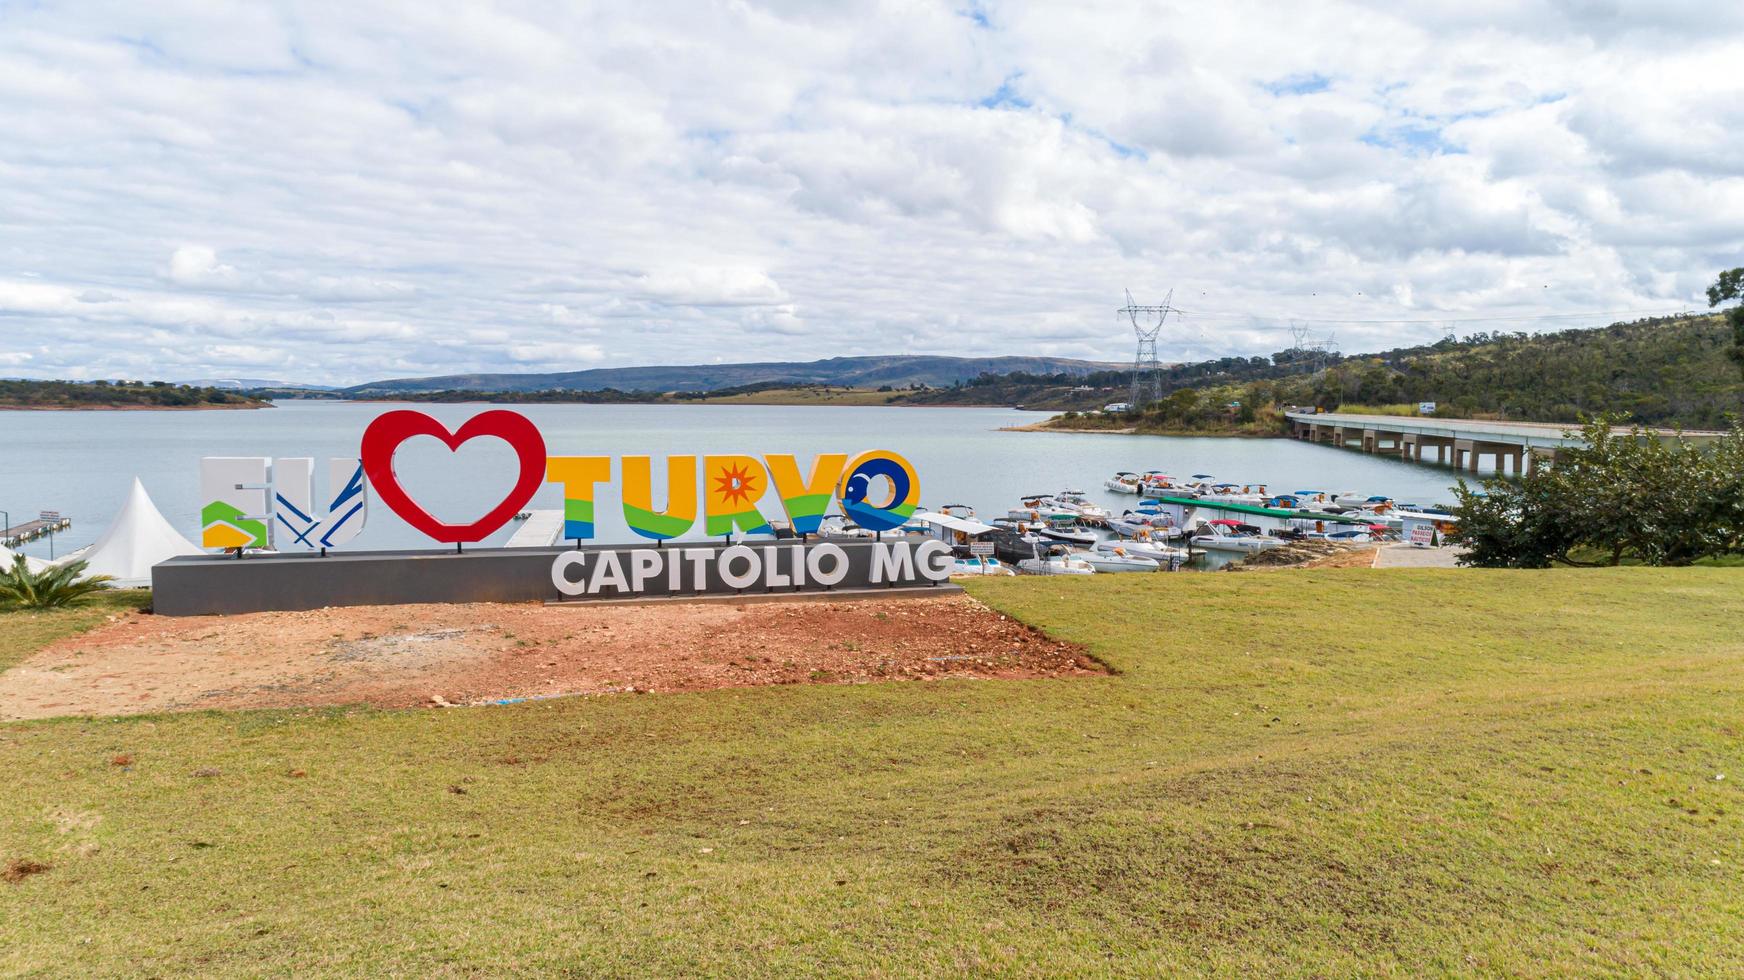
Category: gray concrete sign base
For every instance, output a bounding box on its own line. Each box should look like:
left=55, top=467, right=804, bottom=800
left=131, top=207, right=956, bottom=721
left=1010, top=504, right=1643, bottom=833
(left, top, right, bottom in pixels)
left=152, top=539, right=956, bottom=617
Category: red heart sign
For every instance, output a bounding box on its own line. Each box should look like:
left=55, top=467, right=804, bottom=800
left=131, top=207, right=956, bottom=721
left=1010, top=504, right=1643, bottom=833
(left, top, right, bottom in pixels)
left=361, top=410, right=548, bottom=544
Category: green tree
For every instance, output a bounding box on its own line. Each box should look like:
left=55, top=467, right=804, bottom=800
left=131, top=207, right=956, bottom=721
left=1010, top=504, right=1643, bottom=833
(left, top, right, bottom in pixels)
left=1452, top=415, right=1744, bottom=567
left=1709, top=267, right=1744, bottom=394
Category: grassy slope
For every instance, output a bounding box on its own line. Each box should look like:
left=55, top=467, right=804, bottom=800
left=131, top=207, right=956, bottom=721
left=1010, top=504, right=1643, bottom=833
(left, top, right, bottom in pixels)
left=2, top=570, right=1741, bottom=975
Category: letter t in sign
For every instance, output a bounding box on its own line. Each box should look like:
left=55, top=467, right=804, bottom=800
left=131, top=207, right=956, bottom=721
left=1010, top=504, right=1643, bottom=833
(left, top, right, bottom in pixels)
left=547, top=456, right=611, bottom=540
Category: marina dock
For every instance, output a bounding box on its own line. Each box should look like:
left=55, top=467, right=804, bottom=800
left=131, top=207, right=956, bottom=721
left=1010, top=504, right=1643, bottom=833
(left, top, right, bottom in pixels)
left=1, top=514, right=70, bottom=547
left=504, top=509, right=565, bottom=548
left=1285, top=410, right=1727, bottom=474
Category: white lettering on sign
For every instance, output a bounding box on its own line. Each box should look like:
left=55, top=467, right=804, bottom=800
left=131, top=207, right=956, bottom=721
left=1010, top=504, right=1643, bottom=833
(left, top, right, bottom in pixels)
left=870, top=541, right=915, bottom=582
left=718, top=545, right=759, bottom=590
left=547, top=541, right=938, bottom=598
left=915, top=539, right=954, bottom=582
left=551, top=551, right=587, bottom=596
left=590, top=550, right=629, bottom=592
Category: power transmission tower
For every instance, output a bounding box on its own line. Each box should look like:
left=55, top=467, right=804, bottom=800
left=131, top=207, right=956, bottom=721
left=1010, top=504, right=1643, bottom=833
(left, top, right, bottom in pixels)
left=1119, top=288, right=1175, bottom=409
left=1285, top=322, right=1313, bottom=372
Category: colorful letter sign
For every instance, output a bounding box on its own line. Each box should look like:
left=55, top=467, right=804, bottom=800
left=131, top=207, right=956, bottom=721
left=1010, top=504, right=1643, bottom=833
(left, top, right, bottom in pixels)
left=765, top=453, right=846, bottom=536
left=703, top=454, right=775, bottom=536
left=837, top=450, right=920, bottom=532
left=198, top=409, right=922, bottom=552
left=621, top=455, right=698, bottom=541
left=546, top=456, right=612, bottom=540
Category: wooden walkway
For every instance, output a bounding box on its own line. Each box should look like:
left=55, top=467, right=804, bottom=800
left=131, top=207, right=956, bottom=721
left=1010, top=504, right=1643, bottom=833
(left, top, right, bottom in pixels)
left=1, top=516, right=70, bottom=547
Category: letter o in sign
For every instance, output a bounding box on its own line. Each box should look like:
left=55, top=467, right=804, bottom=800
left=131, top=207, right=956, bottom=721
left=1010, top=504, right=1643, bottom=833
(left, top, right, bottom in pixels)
left=718, top=544, right=761, bottom=590
left=805, top=542, right=849, bottom=586
left=836, top=450, right=920, bottom=532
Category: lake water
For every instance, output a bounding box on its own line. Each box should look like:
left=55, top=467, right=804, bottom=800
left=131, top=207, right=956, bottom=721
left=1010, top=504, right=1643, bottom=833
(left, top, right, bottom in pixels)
left=1, top=402, right=1475, bottom=559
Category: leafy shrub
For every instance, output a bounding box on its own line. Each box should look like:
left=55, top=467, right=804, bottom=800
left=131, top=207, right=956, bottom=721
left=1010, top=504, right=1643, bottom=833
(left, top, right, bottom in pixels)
left=1451, top=416, right=1744, bottom=567
left=0, top=556, right=115, bottom=608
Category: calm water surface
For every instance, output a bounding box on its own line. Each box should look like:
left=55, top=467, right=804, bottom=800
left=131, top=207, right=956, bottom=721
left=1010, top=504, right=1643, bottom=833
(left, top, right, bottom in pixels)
left=2, top=401, right=1473, bottom=558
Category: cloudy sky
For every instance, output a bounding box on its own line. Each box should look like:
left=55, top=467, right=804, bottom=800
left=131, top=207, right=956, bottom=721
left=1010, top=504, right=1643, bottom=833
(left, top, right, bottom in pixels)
left=2, top=1, right=1740, bottom=384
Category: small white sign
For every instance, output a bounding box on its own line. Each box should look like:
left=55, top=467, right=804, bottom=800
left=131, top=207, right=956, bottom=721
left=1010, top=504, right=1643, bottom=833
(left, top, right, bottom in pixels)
left=1410, top=525, right=1435, bottom=546
left=969, top=541, right=996, bottom=556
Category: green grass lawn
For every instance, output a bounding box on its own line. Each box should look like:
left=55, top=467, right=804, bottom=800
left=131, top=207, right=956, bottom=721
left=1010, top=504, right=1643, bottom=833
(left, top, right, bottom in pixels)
left=2, top=570, right=1741, bottom=975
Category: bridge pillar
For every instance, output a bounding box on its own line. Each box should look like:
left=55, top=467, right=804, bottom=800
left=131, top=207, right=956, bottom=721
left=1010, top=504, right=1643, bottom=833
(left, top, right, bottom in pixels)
left=1527, top=448, right=1557, bottom=474
left=1400, top=433, right=1419, bottom=461
left=1453, top=439, right=1479, bottom=472
left=1362, top=429, right=1378, bottom=453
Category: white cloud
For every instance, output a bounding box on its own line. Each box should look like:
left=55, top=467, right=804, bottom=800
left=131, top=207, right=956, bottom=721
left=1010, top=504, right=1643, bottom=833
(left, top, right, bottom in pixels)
left=0, top=0, right=1737, bottom=383
left=628, top=267, right=791, bottom=307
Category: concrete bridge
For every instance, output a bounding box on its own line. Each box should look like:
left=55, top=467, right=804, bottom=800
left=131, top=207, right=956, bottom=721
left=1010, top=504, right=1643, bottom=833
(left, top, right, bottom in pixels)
left=1284, top=410, right=1726, bottom=475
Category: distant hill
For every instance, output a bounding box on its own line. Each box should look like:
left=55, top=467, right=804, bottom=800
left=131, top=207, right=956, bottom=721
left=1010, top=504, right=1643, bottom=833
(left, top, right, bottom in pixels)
left=341, top=355, right=1124, bottom=395
left=183, top=378, right=338, bottom=391
left=1040, top=312, right=1744, bottom=435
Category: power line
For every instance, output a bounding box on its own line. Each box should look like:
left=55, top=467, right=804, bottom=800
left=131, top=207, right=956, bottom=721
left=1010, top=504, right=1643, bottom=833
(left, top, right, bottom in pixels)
left=1169, top=307, right=1692, bottom=326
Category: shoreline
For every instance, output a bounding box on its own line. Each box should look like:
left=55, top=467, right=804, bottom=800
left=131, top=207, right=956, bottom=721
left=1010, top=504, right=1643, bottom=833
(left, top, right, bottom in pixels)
left=322, top=396, right=1058, bottom=410
left=0, top=401, right=271, bottom=412
left=1001, top=421, right=1281, bottom=437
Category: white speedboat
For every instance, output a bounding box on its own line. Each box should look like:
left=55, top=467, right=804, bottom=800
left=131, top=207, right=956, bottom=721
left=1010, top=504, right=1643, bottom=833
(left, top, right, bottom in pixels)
left=1190, top=534, right=1281, bottom=553
left=1094, top=539, right=1187, bottom=563
left=1190, top=520, right=1284, bottom=553
left=1078, top=547, right=1160, bottom=573
left=952, top=557, right=1015, bottom=576
left=1017, top=550, right=1096, bottom=575
left=1103, top=472, right=1141, bottom=494
left=818, top=516, right=876, bottom=539
left=1106, top=514, right=1154, bottom=536
left=1139, top=474, right=1187, bottom=498
left=1037, top=524, right=1098, bottom=546
left=1008, top=496, right=1075, bottom=521
left=1051, top=490, right=1111, bottom=522
left=1108, top=511, right=1183, bottom=538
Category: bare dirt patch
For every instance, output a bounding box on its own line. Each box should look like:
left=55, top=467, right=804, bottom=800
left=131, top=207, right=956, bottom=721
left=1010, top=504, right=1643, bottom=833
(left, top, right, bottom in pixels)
left=0, top=594, right=1098, bottom=720
left=3, top=858, right=52, bottom=883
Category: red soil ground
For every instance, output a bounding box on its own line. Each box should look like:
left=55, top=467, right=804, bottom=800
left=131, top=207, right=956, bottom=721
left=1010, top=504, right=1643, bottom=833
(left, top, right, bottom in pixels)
left=0, top=594, right=1099, bottom=720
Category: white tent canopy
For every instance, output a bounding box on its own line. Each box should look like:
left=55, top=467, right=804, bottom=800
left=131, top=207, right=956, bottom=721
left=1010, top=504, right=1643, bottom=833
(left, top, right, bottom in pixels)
left=0, top=543, right=52, bottom=575
left=77, top=478, right=203, bottom=587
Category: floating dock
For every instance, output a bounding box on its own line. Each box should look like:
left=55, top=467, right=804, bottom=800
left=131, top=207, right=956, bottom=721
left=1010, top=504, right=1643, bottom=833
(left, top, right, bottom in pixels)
left=504, top=509, right=564, bottom=548
left=1, top=515, right=70, bottom=547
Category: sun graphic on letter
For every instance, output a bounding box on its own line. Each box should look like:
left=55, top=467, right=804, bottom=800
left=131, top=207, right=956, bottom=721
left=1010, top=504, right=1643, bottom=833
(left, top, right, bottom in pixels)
left=714, top=463, right=759, bottom=507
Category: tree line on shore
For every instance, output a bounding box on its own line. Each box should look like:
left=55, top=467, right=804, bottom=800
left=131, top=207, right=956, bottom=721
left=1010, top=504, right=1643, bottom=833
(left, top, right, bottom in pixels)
left=0, top=379, right=263, bottom=409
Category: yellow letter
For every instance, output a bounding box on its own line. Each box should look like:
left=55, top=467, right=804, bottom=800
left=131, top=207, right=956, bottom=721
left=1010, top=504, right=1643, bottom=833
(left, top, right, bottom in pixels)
left=547, top=456, right=611, bottom=540
left=764, top=453, right=847, bottom=536
left=622, top=455, right=697, bottom=541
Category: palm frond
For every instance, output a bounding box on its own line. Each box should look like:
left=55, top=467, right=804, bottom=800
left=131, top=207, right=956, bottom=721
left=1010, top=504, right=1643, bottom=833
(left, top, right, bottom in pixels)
left=0, top=555, right=115, bottom=608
